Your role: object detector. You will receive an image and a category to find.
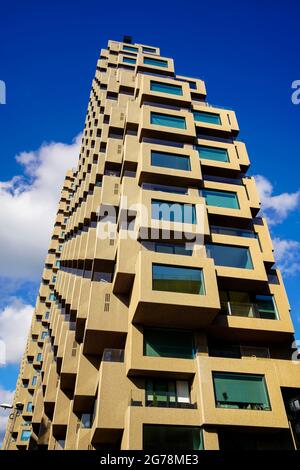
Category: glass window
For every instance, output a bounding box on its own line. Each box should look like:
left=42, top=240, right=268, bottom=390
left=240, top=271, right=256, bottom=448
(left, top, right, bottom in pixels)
left=144, top=57, right=168, bottom=68
left=150, top=81, right=183, bottom=96
left=255, top=295, right=278, bottom=319
left=143, top=47, right=156, bottom=54
left=206, top=244, right=253, bottom=269
left=213, top=372, right=271, bottom=410
left=146, top=379, right=191, bottom=406
left=26, top=402, right=33, bottom=412
left=144, top=328, right=195, bottom=359
left=211, top=225, right=256, bottom=238
left=154, top=242, right=193, bottom=256
left=36, top=353, right=42, bottom=362
left=55, top=261, right=60, bottom=268
left=152, top=200, right=196, bottom=224
left=180, top=79, right=197, bottom=89
left=193, top=111, right=221, bottom=125
left=143, top=425, right=203, bottom=450
left=123, top=56, right=136, bottom=64
left=49, top=293, right=56, bottom=301
left=150, top=112, right=186, bottom=129
left=220, top=290, right=277, bottom=319
left=56, top=439, right=65, bottom=450
left=21, top=430, right=31, bottom=441
left=32, top=376, right=37, bottom=386
left=142, top=183, right=188, bottom=195
left=196, top=145, right=229, bottom=162
left=80, top=413, right=92, bottom=429
left=123, top=45, right=138, bottom=53
left=151, top=150, right=190, bottom=171
left=201, top=189, right=239, bottom=209
left=152, top=264, right=205, bottom=295
left=41, top=331, right=48, bottom=339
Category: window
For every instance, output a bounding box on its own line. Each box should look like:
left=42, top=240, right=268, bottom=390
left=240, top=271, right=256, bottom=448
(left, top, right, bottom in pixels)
left=143, top=46, right=156, bottom=54
left=152, top=264, right=205, bottom=295
left=220, top=291, right=278, bottom=319
left=31, top=376, right=37, bottom=386
left=180, top=79, right=197, bottom=89
left=146, top=379, right=191, bottom=407
left=150, top=112, right=186, bottom=129
left=144, top=57, right=168, bottom=68
left=56, top=439, right=65, bottom=450
left=142, top=182, right=187, bottom=195
left=218, top=429, right=294, bottom=450
left=152, top=200, right=197, bottom=224
left=36, top=353, right=42, bottom=362
left=213, top=372, right=271, bottom=410
left=255, top=295, right=278, bottom=320
left=150, top=81, right=183, bottom=96
left=55, top=261, right=60, bottom=268
left=41, top=331, right=48, bottom=340
left=142, top=136, right=184, bottom=148
left=123, top=56, right=136, bottom=65
left=80, top=413, right=92, bottom=429
left=154, top=242, right=193, bottom=256
left=206, top=244, right=253, bottom=269
left=49, top=293, right=56, bottom=301
left=201, top=189, right=239, bottom=209
left=21, top=430, right=31, bottom=441
left=26, top=402, right=33, bottom=412
left=123, top=45, right=138, bottom=53
left=151, top=150, right=190, bottom=171
left=144, top=328, right=195, bottom=359
left=143, top=425, right=203, bottom=450
left=193, top=111, right=221, bottom=125
left=211, top=225, right=256, bottom=238
left=208, top=342, right=242, bottom=359
left=196, top=145, right=229, bottom=162
left=45, top=312, right=50, bottom=320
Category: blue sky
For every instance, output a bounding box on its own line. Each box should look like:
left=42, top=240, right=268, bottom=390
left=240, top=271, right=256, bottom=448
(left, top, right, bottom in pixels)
left=0, top=0, right=299, bottom=436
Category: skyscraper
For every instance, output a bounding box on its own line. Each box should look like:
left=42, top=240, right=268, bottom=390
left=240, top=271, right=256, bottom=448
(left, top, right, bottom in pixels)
left=3, top=38, right=300, bottom=451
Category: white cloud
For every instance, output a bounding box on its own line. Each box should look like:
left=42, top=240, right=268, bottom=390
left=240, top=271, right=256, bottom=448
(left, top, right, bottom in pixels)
left=273, top=237, right=300, bottom=276
left=0, top=134, right=81, bottom=281
left=0, top=387, right=15, bottom=447
left=254, top=175, right=300, bottom=225
left=0, top=299, right=33, bottom=364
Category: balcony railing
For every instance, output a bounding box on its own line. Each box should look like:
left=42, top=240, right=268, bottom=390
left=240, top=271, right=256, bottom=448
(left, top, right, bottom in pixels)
left=221, top=301, right=277, bottom=320
left=240, top=345, right=270, bottom=359
left=102, top=348, right=124, bottom=363
left=216, top=401, right=270, bottom=411
left=129, top=390, right=197, bottom=409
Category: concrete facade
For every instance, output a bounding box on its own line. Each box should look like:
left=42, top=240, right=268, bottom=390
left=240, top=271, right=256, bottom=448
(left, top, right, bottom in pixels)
left=3, top=39, right=300, bottom=451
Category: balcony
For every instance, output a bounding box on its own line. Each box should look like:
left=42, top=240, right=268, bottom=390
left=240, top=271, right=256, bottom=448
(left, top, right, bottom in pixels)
left=221, top=300, right=278, bottom=320
left=136, top=142, right=202, bottom=187
left=83, top=283, right=127, bottom=355
left=138, top=106, right=196, bottom=143
left=91, top=355, right=127, bottom=448
left=193, top=104, right=239, bottom=138
left=136, top=55, right=175, bottom=76
left=129, top=250, right=220, bottom=328
left=196, top=139, right=250, bottom=175
left=129, top=389, right=197, bottom=410
left=197, top=356, right=289, bottom=429
left=138, top=75, right=192, bottom=107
